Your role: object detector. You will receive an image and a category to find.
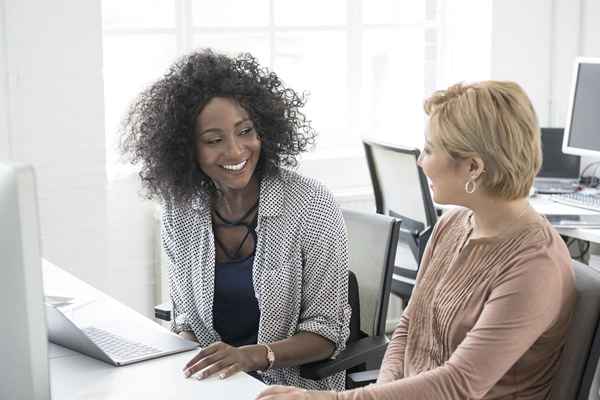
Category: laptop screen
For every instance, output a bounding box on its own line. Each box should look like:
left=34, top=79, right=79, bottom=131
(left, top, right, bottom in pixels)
left=538, top=128, right=581, bottom=179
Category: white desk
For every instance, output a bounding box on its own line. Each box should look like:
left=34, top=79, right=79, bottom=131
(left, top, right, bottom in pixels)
left=436, top=196, right=600, bottom=243
left=530, top=195, right=600, bottom=243
left=44, top=260, right=266, bottom=399
left=49, top=343, right=265, bottom=399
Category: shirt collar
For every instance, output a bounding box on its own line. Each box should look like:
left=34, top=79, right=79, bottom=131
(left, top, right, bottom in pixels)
left=189, top=170, right=285, bottom=221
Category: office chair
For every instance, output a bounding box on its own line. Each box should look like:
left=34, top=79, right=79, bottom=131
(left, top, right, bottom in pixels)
left=551, top=260, right=600, bottom=400
left=299, top=209, right=400, bottom=388
left=363, top=140, right=437, bottom=302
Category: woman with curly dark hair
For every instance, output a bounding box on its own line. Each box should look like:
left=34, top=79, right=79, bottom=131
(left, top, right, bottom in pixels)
left=120, top=49, right=350, bottom=391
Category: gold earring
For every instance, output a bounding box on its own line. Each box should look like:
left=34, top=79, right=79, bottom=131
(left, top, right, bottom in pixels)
left=465, top=179, right=477, bottom=194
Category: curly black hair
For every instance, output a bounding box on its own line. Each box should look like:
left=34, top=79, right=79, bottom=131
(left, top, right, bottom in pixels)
left=119, top=49, right=316, bottom=207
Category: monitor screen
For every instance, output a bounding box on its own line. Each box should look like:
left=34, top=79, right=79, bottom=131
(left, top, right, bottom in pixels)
left=563, top=59, right=600, bottom=157
left=538, top=128, right=580, bottom=179
left=0, top=163, right=50, bottom=400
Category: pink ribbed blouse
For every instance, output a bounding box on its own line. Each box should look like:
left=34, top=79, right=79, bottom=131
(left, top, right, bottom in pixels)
left=338, top=207, right=575, bottom=400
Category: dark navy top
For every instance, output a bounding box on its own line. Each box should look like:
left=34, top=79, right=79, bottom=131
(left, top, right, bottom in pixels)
left=213, top=255, right=260, bottom=346
left=212, top=203, right=260, bottom=347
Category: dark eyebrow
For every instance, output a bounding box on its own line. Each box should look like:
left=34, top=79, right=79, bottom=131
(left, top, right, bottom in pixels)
left=198, top=118, right=252, bottom=136
left=198, top=128, right=220, bottom=136
left=235, top=118, right=252, bottom=127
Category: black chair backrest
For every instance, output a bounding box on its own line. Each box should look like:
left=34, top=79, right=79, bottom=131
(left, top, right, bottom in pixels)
left=347, top=271, right=363, bottom=344
left=390, top=211, right=432, bottom=265
left=551, top=260, right=600, bottom=400
left=363, top=140, right=437, bottom=227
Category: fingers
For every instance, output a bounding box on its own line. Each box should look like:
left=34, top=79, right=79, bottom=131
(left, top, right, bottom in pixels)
left=184, top=352, right=226, bottom=377
left=218, top=363, right=241, bottom=379
left=193, top=359, right=230, bottom=379
left=183, top=342, right=223, bottom=370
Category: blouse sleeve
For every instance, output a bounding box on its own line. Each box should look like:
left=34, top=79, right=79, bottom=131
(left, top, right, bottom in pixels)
left=297, top=185, right=351, bottom=357
left=338, top=251, right=569, bottom=400
left=160, top=206, right=193, bottom=334
left=376, top=308, right=411, bottom=383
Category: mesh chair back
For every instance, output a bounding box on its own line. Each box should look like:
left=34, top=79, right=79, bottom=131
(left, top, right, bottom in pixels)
left=551, top=260, right=600, bottom=400
left=342, top=209, right=400, bottom=338
left=363, top=140, right=437, bottom=227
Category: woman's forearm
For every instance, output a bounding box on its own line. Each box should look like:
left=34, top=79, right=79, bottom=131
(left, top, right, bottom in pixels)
left=241, top=331, right=336, bottom=371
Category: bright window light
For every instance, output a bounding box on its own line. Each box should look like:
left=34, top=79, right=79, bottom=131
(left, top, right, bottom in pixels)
left=102, top=0, right=490, bottom=181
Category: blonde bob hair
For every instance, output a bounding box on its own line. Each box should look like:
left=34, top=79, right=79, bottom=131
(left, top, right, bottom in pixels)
left=424, top=81, right=542, bottom=200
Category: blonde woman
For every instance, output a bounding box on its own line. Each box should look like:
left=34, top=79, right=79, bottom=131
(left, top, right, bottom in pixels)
left=257, top=81, right=576, bottom=400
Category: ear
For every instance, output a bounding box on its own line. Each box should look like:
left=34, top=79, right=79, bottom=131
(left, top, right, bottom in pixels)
left=468, top=156, right=486, bottom=180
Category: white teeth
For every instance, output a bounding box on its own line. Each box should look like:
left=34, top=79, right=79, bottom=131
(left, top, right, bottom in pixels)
left=221, top=160, right=247, bottom=171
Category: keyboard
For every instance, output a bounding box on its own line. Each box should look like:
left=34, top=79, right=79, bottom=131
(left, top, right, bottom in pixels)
left=534, top=179, right=579, bottom=194
left=83, top=326, right=162, bottom=360
left=551, top=192, right=600, bottom=212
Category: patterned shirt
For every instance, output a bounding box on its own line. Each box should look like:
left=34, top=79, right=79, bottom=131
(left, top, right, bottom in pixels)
left=161, top=168, right=351, bottom=390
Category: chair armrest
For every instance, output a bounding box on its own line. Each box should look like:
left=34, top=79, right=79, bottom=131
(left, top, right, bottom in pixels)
left=154, top=302, right=172, bottom=321
left=299, top=336, right=388, bottom=380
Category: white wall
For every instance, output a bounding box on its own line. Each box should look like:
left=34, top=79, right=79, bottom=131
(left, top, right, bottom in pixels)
left=438, top=0, right=492, bottom=88
left=490, top=0, right=553, bottom=125
left=106, top=176, right=159, bottom=314
left=1, top=0, right=110, bottom=288
left=581, top=0, right=600, bottom=57
left=1, top=0, right=158, bottom=316
left=491, top=0, right=600, bottom=131
left=0, top=0, right=10, bottom=160
left=549, top=0, right=582, bottom=127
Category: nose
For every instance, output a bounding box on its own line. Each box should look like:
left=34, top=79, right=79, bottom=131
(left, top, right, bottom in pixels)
left=417, top=152, right=424, bottom=167
left=225, top=136, right=243, bottom=159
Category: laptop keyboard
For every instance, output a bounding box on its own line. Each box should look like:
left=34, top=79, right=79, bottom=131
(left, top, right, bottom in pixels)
left=551, top=192, right=600, bottom=212
left=83, top=326, right=162, bottom=360
left=535, top=180, right=578, bottom=194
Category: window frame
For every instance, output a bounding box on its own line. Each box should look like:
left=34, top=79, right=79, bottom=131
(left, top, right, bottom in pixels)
left=102, top=0, right=442, bottom=190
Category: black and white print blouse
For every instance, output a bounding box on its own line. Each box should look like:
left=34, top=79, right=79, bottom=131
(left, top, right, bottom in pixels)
left=161, top=168, right=351, bottom=390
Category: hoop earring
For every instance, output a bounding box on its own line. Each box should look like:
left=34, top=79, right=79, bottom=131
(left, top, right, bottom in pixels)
left=465, top=179, right=477, bottom=194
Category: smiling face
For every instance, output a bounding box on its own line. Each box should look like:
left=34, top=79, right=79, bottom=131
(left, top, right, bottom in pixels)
left=195, top=97, right=261, bottom=192
left=417, top=125, right=473, bottom=206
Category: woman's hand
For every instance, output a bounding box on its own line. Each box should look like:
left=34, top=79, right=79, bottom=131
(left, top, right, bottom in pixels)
left=178, top=331, right=198, bottom=342
left=183, top=342, right=266, bottom=379
left=255, top=386, right=337, bottom=400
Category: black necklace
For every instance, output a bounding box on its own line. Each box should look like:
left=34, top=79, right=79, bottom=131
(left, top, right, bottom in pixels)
left=212, top=202, right=258, bottom=262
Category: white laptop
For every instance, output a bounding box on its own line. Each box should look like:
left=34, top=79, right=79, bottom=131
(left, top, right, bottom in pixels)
left=43, top=260, right=199, bottom=366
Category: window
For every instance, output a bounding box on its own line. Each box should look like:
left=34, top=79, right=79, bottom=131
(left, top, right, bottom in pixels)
left=102, top=0, right=441, bottom=181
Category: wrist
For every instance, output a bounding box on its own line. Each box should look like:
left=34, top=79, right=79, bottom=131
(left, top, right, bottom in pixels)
left=241, top=344, right=270, bottom=371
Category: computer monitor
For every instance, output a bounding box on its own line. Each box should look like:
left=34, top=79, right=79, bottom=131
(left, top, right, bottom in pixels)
left=538, top=128, right=580, bottom=179
left=563, top=58, right=600, bottom=157
left=0, top=163, right=50, bottom=400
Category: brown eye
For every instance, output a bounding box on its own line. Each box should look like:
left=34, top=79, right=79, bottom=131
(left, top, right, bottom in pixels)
left=239, top=127, right=253, bottom=136
left=204, top=137, right=222, bottom=145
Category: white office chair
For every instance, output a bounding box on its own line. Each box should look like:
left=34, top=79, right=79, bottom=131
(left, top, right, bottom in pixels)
left=300, top=209, right=401, bottom=388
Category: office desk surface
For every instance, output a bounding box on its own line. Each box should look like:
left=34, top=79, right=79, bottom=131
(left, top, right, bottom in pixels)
left=436, top=196, right=600, bottom=243
left=49, top=343, right=266, bottom=399
left=530, top=195, right=600, bottom=243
